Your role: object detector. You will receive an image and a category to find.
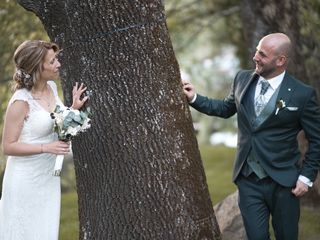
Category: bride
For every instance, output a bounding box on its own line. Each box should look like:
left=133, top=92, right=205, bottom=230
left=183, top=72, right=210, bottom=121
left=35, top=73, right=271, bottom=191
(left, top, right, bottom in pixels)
left=0, top=40, right=88, bottom=240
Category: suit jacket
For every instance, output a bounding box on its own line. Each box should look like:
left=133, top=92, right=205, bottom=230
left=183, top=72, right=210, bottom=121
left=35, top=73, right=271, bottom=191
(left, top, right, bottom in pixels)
left=191, top=70, right=320, bottom=187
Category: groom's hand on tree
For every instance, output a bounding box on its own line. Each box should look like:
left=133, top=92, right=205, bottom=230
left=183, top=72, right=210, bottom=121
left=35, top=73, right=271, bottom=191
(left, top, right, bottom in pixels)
left=182, top=80, right=195, bottom=102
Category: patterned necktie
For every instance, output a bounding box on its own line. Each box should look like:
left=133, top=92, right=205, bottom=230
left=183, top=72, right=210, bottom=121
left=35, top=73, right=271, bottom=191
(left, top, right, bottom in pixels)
left=255, top=79, right=270, bottom=116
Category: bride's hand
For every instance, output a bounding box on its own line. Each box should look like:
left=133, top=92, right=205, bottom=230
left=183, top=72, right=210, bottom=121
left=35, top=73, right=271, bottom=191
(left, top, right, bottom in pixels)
left=42, top=141, right=70, bottom=155
left=71, top=82, right=89, bottom=110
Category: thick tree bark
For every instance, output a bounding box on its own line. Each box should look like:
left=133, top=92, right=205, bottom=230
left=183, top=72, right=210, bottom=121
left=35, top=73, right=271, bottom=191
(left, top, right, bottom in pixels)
left=18, top=0, right=221, bottom=239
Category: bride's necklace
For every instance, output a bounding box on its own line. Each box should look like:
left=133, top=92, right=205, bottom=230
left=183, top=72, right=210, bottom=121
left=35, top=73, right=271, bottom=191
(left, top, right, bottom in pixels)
left=32, top=87, right=52, bottom=108
left=34, top=97, right=51, bottom=107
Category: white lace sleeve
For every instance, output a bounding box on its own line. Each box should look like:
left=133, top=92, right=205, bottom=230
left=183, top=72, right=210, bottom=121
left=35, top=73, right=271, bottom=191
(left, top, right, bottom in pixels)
left=8, top=89, right=30, bottom=106
left=47, top=81, right=65, bottom=108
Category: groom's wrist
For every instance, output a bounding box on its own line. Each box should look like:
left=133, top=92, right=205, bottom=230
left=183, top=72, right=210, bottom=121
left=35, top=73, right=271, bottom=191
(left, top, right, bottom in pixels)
left=189, top=94, right=197, bottom=103
left=298, top=175, right=313, bottom=187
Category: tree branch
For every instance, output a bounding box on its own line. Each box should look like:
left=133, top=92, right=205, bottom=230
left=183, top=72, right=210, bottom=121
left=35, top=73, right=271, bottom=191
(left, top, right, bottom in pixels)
left=166, top=0, right=201, bottom=18
left=177, top=5, right=240, bottom=26
left=17, top=0, right=41, bottom=15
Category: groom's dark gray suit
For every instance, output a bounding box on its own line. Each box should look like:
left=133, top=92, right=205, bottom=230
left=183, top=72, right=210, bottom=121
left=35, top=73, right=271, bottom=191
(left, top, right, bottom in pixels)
left=190, top=70, right=320, bottom=239
left=191, top=70, right=320, bottom=185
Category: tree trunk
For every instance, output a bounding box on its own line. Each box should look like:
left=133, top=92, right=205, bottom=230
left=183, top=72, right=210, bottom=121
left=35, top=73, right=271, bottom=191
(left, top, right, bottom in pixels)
left=17, top=0, right=221, bottom=239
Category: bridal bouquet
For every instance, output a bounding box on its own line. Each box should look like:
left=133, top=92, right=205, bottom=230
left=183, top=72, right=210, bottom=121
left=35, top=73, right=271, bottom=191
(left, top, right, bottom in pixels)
left=50, top=105, right=91, bottom=176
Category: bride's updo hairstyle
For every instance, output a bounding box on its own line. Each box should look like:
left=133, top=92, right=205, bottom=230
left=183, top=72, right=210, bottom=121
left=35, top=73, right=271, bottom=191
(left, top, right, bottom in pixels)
left=13, top=40, right=59, bottom=91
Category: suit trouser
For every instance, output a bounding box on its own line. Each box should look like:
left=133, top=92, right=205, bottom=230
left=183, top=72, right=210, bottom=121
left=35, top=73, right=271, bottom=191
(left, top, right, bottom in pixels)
left=236, top=174, right=300, bottom=240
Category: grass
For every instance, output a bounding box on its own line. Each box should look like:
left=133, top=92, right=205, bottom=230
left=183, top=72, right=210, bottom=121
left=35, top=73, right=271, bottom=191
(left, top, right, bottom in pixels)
left=59, top=145, right=320, bottom=240
left=200, top=144, right=237, bottom=204
left=60, top=192, right=79, bottom=240
left=299, top=207, right=320, bottom=240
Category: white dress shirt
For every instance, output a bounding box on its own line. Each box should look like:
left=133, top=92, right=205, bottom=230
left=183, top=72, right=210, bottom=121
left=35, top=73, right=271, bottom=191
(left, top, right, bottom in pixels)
left=255, top=71, right=285, bottom=103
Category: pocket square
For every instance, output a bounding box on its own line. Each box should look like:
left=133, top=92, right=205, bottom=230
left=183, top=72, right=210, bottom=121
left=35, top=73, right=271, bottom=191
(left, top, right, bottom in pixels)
left=286, top=107, right=298, bottom=111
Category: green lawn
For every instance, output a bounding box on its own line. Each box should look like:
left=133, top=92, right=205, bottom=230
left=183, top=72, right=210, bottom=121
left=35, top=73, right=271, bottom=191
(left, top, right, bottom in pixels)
left=299, top=207, right=320, bottom=240
left=60, top=192, right=79, bottom=239
left=200, top=145, right=237, bottom=204
left=59, top=145, right=320, bottom=240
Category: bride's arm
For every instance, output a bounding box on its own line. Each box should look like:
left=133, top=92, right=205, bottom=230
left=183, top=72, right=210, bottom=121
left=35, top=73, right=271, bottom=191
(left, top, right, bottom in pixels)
left=2, top=100, right=69, bottom=156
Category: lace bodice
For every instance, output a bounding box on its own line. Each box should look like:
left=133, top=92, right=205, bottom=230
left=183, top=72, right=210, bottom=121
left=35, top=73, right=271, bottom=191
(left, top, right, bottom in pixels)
left=8, top=81, right=63, bottom=145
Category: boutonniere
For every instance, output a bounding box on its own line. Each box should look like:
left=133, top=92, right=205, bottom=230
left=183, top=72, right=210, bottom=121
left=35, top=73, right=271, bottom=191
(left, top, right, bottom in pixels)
left=275, top=99, right=286, bottom=115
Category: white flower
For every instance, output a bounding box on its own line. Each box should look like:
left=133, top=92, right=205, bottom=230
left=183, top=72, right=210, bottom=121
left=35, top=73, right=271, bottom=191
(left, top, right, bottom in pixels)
left=275, top=99, right=286, bottom=115
left=66, top=126, right=80, bottom=136
left=81, top=118, right=91, bottom=130
left=55, top=114, right=64, bottom=126
left=62, top=109, right=71, bottom=118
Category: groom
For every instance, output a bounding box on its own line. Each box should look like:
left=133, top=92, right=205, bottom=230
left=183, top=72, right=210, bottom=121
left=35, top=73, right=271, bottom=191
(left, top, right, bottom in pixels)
left=182, top=33, right=320, bottom=240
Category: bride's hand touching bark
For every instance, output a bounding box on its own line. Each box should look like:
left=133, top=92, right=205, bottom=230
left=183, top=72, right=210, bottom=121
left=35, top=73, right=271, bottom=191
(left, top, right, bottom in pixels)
left=71, top=82, right=89, bottom=110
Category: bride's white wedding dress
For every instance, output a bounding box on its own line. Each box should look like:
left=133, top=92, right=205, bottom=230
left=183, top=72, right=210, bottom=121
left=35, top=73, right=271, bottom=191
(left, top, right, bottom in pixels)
left=0, top=81, right=64, bottom=240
